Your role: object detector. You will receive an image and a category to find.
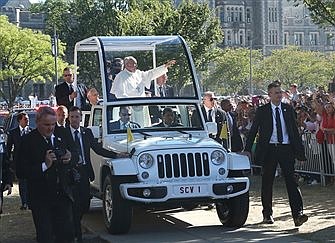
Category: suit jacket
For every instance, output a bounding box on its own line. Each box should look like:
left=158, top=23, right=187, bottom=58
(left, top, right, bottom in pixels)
left=17, top=129, right=74, bottom=206
left=245, top=103, right=306, bottom=165
left=1, top=153, right=13, bottom=190
left=1, top=128, right=13, bottom=189
left=159, top=85, right=174, bottom=97
left=55, top=82, right=87, bottom=110
left=201, top=106, right=230, bottom=150
left=147, top=83, right=174, bottom=97
left=228, top=111, right=243, bottom=152
left=60, top=127, right=118, bottom=181
left=109, top=120, right=140, bottom=131
left=7, top=126, right=32, bottom=170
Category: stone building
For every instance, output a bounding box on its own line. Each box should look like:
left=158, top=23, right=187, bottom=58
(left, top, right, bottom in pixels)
left=215, top=0, right=335, bottom=54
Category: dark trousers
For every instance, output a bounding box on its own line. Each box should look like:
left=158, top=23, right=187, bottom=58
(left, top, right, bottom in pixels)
left=73, top=166, right=90, bottom=241
left=18, top=178, right=28, bottom=206
left=262, top=144, right=303, bottom=218
left=31, top=195, right=74, bottom=243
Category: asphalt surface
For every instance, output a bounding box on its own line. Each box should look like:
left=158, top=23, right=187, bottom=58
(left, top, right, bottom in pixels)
left=82, top=198, right=313, bottom=243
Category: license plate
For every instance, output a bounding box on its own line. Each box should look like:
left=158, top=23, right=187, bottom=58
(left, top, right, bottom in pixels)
left=173, top=184, right=207, bottom=196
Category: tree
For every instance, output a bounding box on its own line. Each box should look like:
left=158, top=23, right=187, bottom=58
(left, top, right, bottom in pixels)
left=290, top=0, right=335, bottom=26
left=31, top=0, right=130, bottom=62
left=262, top=46, right=335, bottom=89
left=0, top=16, right=68, bottom=107
left=205, top=48, right=263, bottom=95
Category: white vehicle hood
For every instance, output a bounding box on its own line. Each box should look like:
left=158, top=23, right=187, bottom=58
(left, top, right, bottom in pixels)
left=104, top=135, right=224, bottom=154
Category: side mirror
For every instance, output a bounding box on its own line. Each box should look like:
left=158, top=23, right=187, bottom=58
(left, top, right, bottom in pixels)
left=88, top=125, right=100, bottom=139
left=206, top=122, right=217, bottom=136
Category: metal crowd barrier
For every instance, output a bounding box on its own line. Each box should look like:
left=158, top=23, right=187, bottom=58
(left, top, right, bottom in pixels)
left=296, top=131, right=335, bottom=186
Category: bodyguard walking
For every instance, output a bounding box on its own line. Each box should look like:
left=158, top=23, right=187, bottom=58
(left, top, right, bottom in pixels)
left=244, top=81, right=308, bottom=227
left=7, top=112, right=32, bottom=210
left=63, top=106, right=128, bottom=242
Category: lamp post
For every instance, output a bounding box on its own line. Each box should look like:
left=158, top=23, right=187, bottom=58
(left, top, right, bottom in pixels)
left=249, top=39, right=253, bottom=95
left=51, top=25, right=58, bottom=85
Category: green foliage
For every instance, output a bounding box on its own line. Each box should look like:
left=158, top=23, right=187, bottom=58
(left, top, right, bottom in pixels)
left=262, top=46, right=335, bottom=89
left=0, top=16, right=68, bottom=106
left=205, top=48, right=263, bottom=95
left=206, top=46, right=335, bottom=95
left=290, top=0, right=335, bottom=26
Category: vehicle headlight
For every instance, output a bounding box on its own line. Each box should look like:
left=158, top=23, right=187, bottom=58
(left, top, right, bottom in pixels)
left=139, top=153, right=154, bottom=169
left=210, top=150, right=225, bottom=165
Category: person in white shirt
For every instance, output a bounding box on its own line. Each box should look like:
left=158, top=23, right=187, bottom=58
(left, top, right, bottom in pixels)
left=110, top=56, right=175, bottom=98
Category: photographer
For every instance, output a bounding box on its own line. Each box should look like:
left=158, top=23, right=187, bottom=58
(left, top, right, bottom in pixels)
left=17, top=107, right=75, bottom=243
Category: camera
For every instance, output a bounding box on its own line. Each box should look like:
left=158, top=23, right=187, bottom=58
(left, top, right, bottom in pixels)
left=53, top=147, right=67, bottom=160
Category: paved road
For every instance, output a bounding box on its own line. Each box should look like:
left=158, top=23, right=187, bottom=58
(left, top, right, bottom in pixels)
left=82, top=198, right=312, bottom=243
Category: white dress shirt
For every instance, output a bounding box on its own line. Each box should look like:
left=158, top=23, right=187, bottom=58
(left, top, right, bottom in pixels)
left=70, top=127, right=86, bottom=164
left=270, top=103, right=290, bottom=144
left=204, top=106, right=215, bottom=122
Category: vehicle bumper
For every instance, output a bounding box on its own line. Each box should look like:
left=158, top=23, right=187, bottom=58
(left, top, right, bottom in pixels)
left=119, top=177, right=249, bottom=203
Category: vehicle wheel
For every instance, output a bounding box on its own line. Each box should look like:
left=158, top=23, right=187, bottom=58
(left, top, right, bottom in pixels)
left=216, top=192, right=249, bottom=227
left=102, top=175, right=132, bottom=234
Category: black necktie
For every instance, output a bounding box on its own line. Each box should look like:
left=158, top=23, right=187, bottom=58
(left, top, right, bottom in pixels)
left=69, top=84, right=74, bottom=94
left=208, top=109, right=213, bottom=122
left=74, top=130, right=83, bottom=164
left=46, top=137, right=53, bottom=149
left=159, top=86, right=164, bottom=97
left=275, top=107, right=283, bottom=143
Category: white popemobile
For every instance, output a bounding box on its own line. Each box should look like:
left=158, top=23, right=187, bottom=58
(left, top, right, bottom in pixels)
left=73, top=35, right=250, bottom=234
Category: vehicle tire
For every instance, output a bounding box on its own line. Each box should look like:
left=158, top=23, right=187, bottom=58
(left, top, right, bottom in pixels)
left=102, top=175, right=132, bottom=234
left=216, top=192, right=249, bottom=227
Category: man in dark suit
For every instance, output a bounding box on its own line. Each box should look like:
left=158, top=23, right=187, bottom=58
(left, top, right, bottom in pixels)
left=221, top=99, right=243, bottom=152
left=244, top=81, right=308, bottom=227
left=152, top=107, right=183, bottom=128
left=55, top=67, right=87, bottom=110
left=0, top=128, right=13, bottom=216
left=63, top=106, right=128, bottom=242
left=155, top=74, right=174, bottom=97
left=109, top=106, right=141, bottom=131
left=82, top=88, right=101, bottom=111
left=17, top=107, right=75, bottom=243
left=7, top=112, right=32, bottom=210
left=193, top=92, right=230, bottom=150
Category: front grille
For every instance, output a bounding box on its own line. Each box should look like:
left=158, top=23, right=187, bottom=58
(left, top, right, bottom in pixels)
left=157, top=152, right=210, bottom=179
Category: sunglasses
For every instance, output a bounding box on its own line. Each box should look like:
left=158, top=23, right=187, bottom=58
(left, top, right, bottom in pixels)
left=64, top=74, right=73, bottom=77
left=121, top=113, right=131, bottom=116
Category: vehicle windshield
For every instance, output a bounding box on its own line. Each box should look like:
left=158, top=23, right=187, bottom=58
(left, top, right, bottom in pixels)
left=106, top=103, right=203, bottom=134
left=75, top=36, right=200, bottom=103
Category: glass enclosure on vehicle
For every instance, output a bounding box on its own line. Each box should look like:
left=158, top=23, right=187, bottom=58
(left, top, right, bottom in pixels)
left=105, top=103, right=203, bottom=133
left=74, top=36, right=200, bottom=102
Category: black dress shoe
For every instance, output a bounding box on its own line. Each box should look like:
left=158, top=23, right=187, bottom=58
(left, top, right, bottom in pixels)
left=263, top=215, right=274, bottom=224
left=293, top=214, right=308, bottom=227
left=20, top=205, right=27, bottom=210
